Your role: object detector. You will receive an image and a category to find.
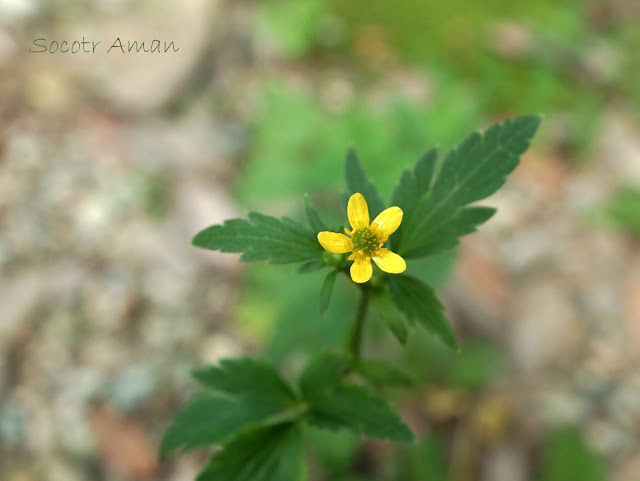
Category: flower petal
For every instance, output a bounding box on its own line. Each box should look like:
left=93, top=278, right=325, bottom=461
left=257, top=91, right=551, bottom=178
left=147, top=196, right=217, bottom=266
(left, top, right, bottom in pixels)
left=347, top=193, right=370, bottom=231
left=317, top=232, right=353, bottom=254
left=371, top=206, right=403, bottom=240
left=372, top=248, right=406, bottom=274
left=350, top=255, right=373, bottom=283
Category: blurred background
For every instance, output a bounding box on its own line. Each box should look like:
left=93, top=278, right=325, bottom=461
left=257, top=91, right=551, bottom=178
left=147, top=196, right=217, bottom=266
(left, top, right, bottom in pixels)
left=1, top=0, right=640, bottom=480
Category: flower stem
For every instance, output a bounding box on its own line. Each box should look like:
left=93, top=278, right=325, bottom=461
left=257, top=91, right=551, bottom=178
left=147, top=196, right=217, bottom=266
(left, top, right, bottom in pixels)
left=347, top=286, right=369, bottom=361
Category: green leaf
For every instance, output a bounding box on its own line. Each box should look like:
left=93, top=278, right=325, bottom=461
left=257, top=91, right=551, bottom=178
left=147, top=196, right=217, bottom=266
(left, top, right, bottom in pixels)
left=304, top=425, right=360, bottom=477
left=304, top=193, right=328, bottom=232
left=196, top=423, right=306, bottom=481
left=538, top=428, right=607, bottom=481
left=161, top=357, right=299, bottom=457
left=192, top=212, right=322, bottom=264
left=390, top=148, right=438, bottom=250
left=404, top=249, right=457, bottom=288
left=257, top=0, right=324, bottom=59
left=406, top=206, right=496, bottom=257
left=354, top=359, right=413, bottom=388
left=396, top=436, right=448, bottom=481
left=319, top=270, right=338, bottom=315
left=305, top=383, right=414, bottom=442
left=192, top=357, right=297, bottom=401
left=446, top=341, right=506, bottom=389
left=589, top=186, right=640, bottom=238
left=435, top=115, right=540, bottom=204
left=343, top=148, right=386, bottom=219
left=297, top=258, right=326, bottom=274
left=299, top=352, right=351, bottom=398
left=370, top=289, right=409, bottom=345
left=393, top=115, right=541, bottom=258
left=389, top=275, right=458, bottom=351
left=299, top=352, right=413, bottom=442
left=160, top=394, right=300, bottom=457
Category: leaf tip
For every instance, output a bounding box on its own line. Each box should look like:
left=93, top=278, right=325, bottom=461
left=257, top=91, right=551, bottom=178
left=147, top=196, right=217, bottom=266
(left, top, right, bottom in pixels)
left=517, top=113, right=543, bottom=134
left=191, top=231, right=205, bottom=248
left=345, top=147, right=360, bottom=170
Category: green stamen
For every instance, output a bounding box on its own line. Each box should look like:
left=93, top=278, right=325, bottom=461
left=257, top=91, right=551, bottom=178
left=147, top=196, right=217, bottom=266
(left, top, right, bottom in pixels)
left=351, top=228, right=380, bottom=255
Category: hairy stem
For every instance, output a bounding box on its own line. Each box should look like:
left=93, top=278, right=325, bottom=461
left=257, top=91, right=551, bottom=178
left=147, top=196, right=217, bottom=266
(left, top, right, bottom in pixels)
left=347, top=286, right=370, bottom=360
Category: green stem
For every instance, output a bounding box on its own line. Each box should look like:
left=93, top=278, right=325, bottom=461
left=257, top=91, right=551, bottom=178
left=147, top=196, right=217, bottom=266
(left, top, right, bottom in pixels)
left=347, top=286, right=370, bottom=361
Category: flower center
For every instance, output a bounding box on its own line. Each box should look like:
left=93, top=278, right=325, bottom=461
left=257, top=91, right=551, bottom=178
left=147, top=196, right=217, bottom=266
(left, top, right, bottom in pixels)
left=351, top=228, right=380, bottom=256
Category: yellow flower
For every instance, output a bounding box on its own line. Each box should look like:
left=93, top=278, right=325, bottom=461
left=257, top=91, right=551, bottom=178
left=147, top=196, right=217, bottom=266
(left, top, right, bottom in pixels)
left=317, top=193, right=406, bottom=283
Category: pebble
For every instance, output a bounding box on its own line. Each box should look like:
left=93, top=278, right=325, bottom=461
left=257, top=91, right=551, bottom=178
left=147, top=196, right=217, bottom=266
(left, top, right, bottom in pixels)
left=108, top=363, right=158, bottom=411
left=481, top=444, right=528, bottom=481
left=0, top=403, right=27, bottom=446
left=510, top=281, right=582, bottom=372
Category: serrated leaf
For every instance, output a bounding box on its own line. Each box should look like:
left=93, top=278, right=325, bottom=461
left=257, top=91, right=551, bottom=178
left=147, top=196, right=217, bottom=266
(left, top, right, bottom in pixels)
left=389, top=275, right=458, bottom=351
left=306, top=383, right=414, bottom=442
left=196, top=423, right=305, bottom=481
left=402, top=206, right=496, bottom=258
left=404, top=249, right=457, bottom=288
left=390, top=149, right=438, bottom=250
left=192, top=212, right=322, bottom=264
left=160, top=394, right=299, bottom=457
left=319, top=270, right=337, bottom=315
left=354, top=359, right=413, bottom=388
left=299, top=352, right=413, bottom=442
left=192, top=357, right=297, bottom=401
left=304, top=193, right=328, bottom=232
left=370, top=289, right=408, bottom=345
left=161, top=357, right=299, bottom=457
left=393, top=115, right=540, bottom=258
left=343, top=148, right=386, bottom=219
